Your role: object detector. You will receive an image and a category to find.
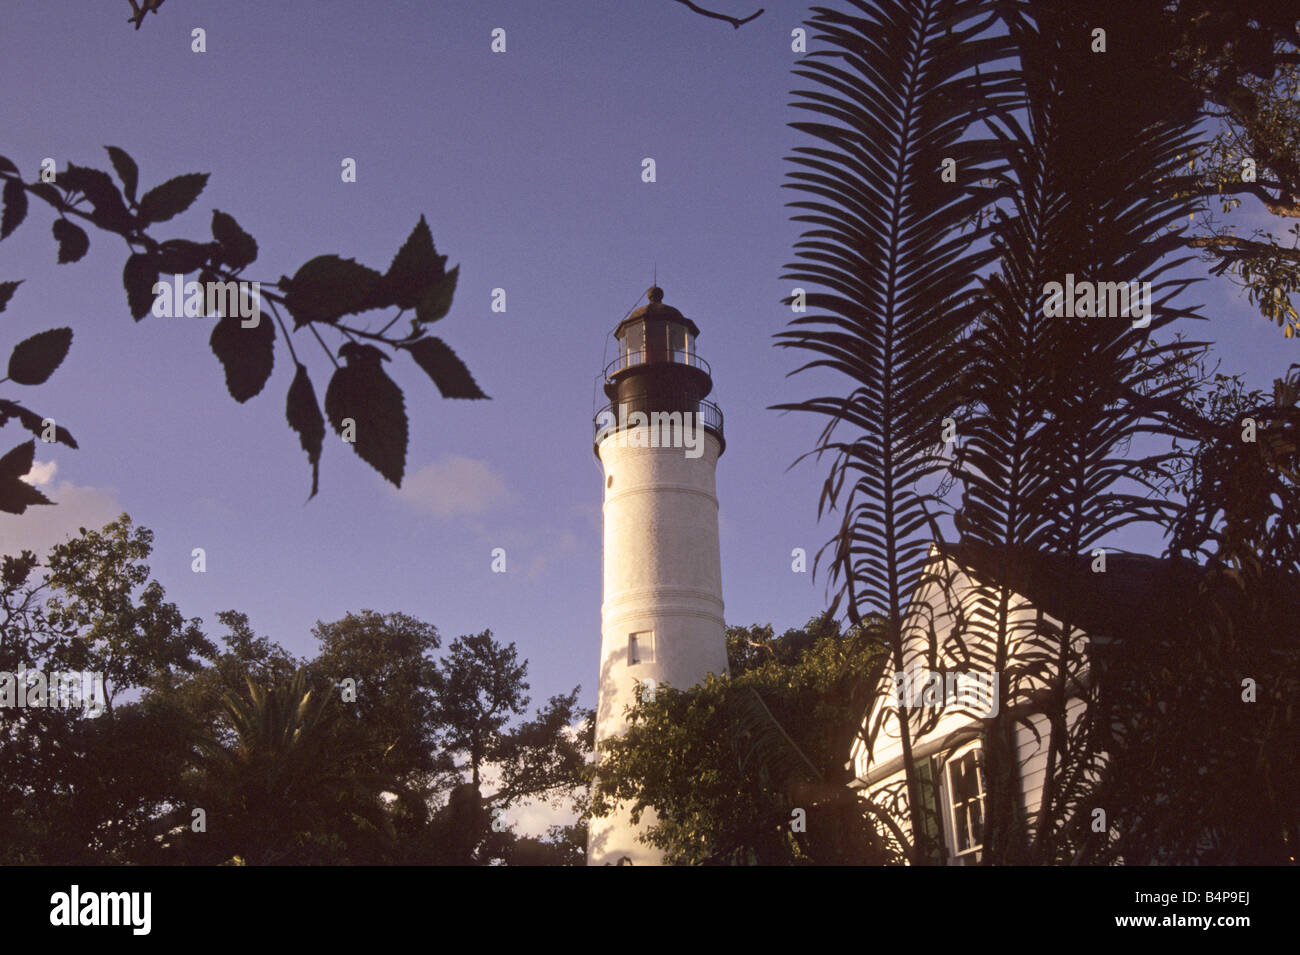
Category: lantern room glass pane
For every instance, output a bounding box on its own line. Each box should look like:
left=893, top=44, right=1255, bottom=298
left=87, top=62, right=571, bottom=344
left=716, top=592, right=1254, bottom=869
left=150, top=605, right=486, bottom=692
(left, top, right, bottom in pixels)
left=668, top=324, right=686, bottom=364
left=622, top=322, right=645, bottom=368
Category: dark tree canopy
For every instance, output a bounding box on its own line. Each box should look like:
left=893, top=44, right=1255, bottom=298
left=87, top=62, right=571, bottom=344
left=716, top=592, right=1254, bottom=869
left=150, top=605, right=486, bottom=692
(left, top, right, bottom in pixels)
left=0, top=516, right=591, bottom=865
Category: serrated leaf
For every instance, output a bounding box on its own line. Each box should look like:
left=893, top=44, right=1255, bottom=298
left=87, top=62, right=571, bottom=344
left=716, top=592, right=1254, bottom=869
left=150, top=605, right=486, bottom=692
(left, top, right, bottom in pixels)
left=402, top=336, right=487, bottom=399
left=0, top=280, right=20, bottom=313
left=209, top=309, right=275, bottom=403
left=0, top=438, right=53, bottom=513
left=1, top=180, right=26, bottom=240
left=157, top=239, right=212, bottom=275
left=62, top=163, right=133, bottom=234
left=286, top=363, right=324, bottom=499
left=8, top=328, right=72, bottom=385
left=0, top=400, right=77, bottom=449
left=138, top=172, right=208, bottom=225
left=52, top=219, right=89, bottom=264
left=211, top=209, right=257, bottom=271
left=105, top=146, right=139, bottom=202
left=282, top=255, right=383, bottom=327
left=415, top=265, right=458, bottom=324
left=60, top=164, right=118, bottom=208
left=28, top=182, right=61, bottom=207
left=123, top=253, right=159, bottom=320
left=338, top=341, right=388, bottom=365
left=0, top=399, right=35, bottom=430
left=0, top=473, right=53, bottom=514
left=0, top=439, right=35, bottom=479
left=324, top=350, right=408, bottom=486
left=386, top=215, right=446, bottom=308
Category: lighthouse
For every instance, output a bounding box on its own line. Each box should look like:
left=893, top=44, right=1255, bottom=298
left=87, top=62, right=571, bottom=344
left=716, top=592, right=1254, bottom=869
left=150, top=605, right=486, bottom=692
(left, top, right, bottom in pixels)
left=587, top=286, right=728, bottom=866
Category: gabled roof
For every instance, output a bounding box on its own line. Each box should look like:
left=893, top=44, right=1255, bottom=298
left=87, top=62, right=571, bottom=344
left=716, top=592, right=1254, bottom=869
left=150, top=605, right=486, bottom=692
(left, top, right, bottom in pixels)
left=931, top=541, right=1202, bottom=644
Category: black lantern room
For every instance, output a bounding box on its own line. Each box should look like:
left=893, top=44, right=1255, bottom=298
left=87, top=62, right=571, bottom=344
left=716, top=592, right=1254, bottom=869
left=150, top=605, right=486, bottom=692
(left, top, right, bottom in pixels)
left=595, top=286, right=724, bottom=451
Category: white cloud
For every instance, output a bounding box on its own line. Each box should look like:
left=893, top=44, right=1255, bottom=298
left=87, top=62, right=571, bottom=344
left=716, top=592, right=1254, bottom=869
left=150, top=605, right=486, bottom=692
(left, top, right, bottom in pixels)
left=21, top=460, right=58, bottom=486
left=0, top=478, right=120, bottom=559
left=394, top=456, right=508, bottom=518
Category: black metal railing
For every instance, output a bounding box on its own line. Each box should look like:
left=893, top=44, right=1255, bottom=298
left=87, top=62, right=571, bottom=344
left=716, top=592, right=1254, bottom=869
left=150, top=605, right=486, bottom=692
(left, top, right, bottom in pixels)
left=602, top=349, right=712, bottom=381
left=594, top=395, right=724, bottom=444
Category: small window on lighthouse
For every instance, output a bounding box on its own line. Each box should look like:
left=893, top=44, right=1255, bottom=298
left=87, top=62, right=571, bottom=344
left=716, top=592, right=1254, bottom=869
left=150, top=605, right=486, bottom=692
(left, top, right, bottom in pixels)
left=629, top=631, right=654, bottom=665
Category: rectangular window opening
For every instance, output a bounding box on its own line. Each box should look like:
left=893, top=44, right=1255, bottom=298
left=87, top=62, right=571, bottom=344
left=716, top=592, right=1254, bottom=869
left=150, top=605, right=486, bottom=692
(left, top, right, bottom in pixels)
left=944, top=744, right=987, bottom=862
left=629, top=631, right=654, bottom=666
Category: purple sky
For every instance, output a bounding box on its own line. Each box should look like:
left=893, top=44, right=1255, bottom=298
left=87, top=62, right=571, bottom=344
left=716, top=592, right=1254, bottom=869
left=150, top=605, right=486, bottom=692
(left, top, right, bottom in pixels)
left=1, top=0, right=1293, bottom=725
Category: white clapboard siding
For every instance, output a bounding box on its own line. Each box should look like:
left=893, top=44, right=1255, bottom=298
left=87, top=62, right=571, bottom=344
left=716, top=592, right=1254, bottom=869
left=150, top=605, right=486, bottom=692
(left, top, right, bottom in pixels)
left=852, top=547, right=1100, bottom=862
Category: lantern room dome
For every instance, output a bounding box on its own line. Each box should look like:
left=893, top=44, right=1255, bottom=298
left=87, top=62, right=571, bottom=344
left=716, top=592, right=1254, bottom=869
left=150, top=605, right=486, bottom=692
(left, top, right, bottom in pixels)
left=602, top=286, right=712, bottom=392
left=614, top=285, right=700, bottom=339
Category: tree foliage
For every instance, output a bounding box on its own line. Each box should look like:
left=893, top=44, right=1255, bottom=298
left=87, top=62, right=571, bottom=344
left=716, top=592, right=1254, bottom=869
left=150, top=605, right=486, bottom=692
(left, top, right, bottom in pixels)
left=0, top=515, right=213, bottom=862
left=776, top=0, right=1020, bottom=862
left=782, top=0, right=1300, bottom=866
left=0, top=517, right=591, bottom=864
left=592, top=615, right=893, bottom=864
left=1163, top=0, right=1300, bottom=335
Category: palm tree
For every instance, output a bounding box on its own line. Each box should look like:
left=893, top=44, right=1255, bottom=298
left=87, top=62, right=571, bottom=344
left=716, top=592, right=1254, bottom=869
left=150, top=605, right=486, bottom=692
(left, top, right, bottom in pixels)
left=194, top=669, right=395, bottom=864
left=779, top=0, right=1231, bottom=865
left=777, top=0, right=1018, bottom=863
left=949, top=1, right=1206, bottom=863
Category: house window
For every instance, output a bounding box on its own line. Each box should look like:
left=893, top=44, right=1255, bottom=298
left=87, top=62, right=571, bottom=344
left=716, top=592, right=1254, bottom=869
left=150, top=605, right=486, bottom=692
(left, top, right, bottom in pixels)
left=915, top=757, right=948, bottom=863
left=629, top=631, right=654, bottom=666
left=943, top=742, right=986, bottom=860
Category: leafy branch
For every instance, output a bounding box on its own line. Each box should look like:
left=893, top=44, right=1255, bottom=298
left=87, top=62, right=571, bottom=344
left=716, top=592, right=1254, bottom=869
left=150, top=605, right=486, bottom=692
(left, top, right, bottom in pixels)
left=0, top=280, right=77, bottom=514
left=0, top=147, right=487, bottom=501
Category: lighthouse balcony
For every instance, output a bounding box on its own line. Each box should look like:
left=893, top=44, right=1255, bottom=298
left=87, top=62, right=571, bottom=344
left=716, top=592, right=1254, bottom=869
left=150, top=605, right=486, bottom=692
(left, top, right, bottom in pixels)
left=594, top=395, right=724, bottom=451
left=602, top=349, right=712, bottom=382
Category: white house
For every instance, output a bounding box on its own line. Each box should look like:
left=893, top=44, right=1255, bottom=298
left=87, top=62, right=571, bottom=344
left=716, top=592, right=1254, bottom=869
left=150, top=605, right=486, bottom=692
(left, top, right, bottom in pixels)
left=849, top=541, right=1185, bottom=865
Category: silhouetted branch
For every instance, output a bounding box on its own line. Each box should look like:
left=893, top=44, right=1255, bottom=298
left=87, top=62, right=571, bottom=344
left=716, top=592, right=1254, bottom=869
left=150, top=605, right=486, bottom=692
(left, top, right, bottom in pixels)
left=1188, top=234, right=1300, bottom=264
left=670, top=0, right=763, bottom=29
left=1205, top=181, right=1300, bottom=217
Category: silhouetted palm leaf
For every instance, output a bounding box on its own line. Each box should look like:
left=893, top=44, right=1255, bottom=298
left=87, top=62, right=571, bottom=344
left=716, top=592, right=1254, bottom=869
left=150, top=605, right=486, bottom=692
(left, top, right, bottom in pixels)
left=949, top=0, right=1206, bottom=863
left=777, top=0, right=1019, bottom=862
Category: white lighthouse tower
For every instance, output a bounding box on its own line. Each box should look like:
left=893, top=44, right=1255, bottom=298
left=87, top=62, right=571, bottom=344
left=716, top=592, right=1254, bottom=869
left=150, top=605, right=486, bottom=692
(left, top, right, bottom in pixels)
left=587, top=285, right=728, bottom=866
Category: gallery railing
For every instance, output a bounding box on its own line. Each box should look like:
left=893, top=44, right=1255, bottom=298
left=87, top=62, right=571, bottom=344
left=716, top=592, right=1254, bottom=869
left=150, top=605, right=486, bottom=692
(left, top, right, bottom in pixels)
left=602, top=349, right=712, bottom=381
left=594, top=395, right=724, bottom=444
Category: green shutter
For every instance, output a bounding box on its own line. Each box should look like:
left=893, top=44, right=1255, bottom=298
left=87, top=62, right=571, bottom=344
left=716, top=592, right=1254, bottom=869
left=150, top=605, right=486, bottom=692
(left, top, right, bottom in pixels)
left=915, top=757, right=947, bottom=863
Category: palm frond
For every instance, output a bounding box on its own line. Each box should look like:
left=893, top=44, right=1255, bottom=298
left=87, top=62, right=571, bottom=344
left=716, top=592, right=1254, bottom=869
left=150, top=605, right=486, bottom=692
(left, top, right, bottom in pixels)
left=778, top=0, right=1021, bottom=862
left=950, top=1, right=1207, bottom=863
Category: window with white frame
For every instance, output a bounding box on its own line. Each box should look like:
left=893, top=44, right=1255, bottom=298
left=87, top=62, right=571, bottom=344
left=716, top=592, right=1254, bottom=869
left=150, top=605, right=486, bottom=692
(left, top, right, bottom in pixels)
left=943, top=741, right=986, bottom=861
